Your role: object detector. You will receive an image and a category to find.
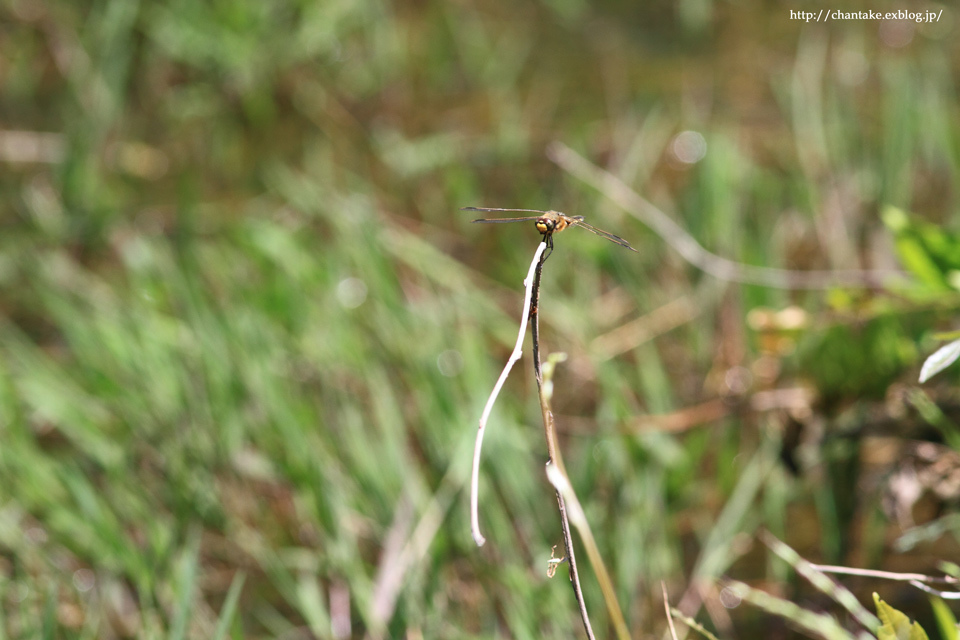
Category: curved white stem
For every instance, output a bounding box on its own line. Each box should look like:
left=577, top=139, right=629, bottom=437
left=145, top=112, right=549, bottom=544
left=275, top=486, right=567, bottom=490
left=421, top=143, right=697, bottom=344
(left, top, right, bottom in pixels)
left=470, top=242, right=547, bottom=546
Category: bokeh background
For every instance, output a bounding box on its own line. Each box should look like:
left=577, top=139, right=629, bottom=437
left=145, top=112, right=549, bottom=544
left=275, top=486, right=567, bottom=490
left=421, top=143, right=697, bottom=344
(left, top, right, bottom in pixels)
left=1, top=0, right=959, bottom=637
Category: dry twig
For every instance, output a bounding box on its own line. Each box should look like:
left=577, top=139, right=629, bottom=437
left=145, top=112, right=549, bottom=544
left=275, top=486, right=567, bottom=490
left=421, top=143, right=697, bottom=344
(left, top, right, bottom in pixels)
left=534, top=264, right=627, bottom=638
left=470, top=242, right=547, bottom=546
left=548, top=141, right=905, bottom=290
left=663, top=582, right=680, bottom=640
left=809, top=563, right=960, bottom=600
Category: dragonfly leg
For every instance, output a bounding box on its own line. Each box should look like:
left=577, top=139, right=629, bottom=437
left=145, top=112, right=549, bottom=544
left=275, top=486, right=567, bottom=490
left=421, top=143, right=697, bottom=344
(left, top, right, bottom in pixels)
left=542, top=233, right=554, bottom=262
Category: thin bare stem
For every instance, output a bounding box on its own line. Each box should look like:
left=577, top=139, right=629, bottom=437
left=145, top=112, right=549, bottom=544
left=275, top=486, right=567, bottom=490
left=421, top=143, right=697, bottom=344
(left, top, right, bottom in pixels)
left=907, top=581, right=960, bottom=599
left=474, top=232, right=630, bottom=636
left=546, top=464, right=630, bottom=640
left=531, top=239, right=634, bottom=638
left=529, top=247, right=596, bottom=638
left=538, top=355, right=595, bottom=639
left=768, top=533, right=960, bottom=603
left=808, top=564, right=960, bottom=585
left=547, top=141, right=905, bottom=290
left=663, top=582, right=679, bottom=640
left=471, top=242, right=547, bottom=547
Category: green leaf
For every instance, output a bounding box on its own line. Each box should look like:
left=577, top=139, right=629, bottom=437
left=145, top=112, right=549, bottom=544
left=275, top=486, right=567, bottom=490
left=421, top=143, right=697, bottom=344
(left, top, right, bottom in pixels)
left=929, top=596, right=958, bottom=640
left=170, top=533, right=202, bottom=640
left=296, top=573, right=330, bottom=637
left=938, top=561, right=960, bottom=579
left=919, top=339, right=960, bottom=383
left=895, top=236, right=948, bottom=287
left=212, top=572, right=246, bottom=640
left=874, top=593, right=930, bottom=640
left=882, top=206, right=960, bottom=290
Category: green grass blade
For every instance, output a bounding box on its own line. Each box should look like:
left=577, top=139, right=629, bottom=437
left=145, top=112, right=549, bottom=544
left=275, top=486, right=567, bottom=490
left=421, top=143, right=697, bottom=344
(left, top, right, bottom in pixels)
left=211, top=572, right=246, bottom=640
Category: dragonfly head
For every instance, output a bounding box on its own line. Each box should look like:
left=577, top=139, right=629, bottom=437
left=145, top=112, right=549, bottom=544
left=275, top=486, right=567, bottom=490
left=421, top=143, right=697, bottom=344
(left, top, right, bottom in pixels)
left=535, top=217, right=556, bottom=235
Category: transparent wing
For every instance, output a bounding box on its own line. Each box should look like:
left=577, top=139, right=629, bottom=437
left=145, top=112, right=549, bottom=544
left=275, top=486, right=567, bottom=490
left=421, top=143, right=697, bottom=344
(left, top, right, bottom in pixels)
left=461, top=207, right=549, bottom=214
left=470, top=216, right=542, bottom=224
left=570, top=220, right=639, bottom=253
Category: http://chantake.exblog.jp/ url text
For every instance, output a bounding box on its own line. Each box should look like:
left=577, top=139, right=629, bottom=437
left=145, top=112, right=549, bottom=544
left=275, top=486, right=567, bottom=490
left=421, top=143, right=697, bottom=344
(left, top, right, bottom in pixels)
left=789, top=9, right=943, bottom=23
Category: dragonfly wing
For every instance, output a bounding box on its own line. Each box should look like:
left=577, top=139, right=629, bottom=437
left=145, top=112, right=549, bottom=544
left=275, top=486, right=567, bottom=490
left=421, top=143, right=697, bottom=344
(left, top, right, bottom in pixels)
left=572, top=220, right=639, bottom=252
left=462, top=207, right=549, bottom=214
left=470, top=216, right=542, bottom=224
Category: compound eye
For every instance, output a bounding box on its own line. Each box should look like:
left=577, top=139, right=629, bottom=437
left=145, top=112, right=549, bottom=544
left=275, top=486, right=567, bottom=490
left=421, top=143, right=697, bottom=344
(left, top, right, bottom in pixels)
left=536, top=218, right=555, bottom=233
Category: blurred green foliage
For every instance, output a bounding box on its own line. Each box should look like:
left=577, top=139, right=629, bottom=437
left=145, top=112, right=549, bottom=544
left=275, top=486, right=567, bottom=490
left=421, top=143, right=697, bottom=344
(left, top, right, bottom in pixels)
left=1, top=0, right=959, bottom=638
left=885, top=206, right=960, bottom=292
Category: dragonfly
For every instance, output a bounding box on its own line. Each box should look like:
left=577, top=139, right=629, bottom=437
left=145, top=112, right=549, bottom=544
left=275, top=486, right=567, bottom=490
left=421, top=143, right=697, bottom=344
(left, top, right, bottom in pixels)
left=462, top=207, right=638, bottom=256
